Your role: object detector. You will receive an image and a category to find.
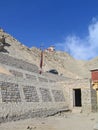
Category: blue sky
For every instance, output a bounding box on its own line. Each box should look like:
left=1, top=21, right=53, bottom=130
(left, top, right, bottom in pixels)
left=0, top=0, right=98, bottom=60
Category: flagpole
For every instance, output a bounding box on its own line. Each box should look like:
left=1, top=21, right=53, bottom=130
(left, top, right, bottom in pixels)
left=39, top=44, right=44, bottom=74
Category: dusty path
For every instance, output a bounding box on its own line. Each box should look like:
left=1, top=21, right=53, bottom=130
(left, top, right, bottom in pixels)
left=0, top=112, right=97, bottom=130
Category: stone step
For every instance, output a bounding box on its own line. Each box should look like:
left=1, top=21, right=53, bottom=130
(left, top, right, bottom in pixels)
left=72, top=107, right=82, bottom=113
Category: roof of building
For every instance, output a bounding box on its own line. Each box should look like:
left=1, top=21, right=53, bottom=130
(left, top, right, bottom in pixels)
left=90, top=69, right=98, bottom=71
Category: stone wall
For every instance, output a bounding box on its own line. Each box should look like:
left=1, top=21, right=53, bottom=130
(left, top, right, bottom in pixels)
left=0, top=78, right=66, bottom=105
left=63, top=79, right=96, bottom=113
left=52, top=90, right=65, bottom=102
left=91, top=88, right=97, bottom=112
left=0, top=82, right=21, bottom=102
left=23, top=86, right=39, bottom=102
left=0, top=63, right=68, bottom=122
left=0, top=65, right=96, bottom=115
left=82, top=87, right=92, bottom=113
left=0, top=53, right=38, bottom=73
left=0, top=52, right=96, bottom=122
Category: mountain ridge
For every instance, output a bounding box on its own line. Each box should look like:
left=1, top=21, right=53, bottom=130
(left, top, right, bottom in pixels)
left=0, top=28, right=98, bottom=79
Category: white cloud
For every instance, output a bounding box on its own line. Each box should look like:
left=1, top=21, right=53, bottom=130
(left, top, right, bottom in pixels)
left=55, top=18, right=98, bottom=60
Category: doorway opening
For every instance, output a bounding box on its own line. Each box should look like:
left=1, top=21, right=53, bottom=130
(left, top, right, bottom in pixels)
left=73, top=89, right=82, bottom=107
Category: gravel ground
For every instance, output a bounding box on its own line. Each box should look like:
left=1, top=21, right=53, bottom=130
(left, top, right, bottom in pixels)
left=0, top=112, right=97, bottom=130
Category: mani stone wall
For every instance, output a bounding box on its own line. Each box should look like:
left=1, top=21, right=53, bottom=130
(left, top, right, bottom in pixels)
left=0, top=53, right=68, bottom=122
left=0, top=74, right=67, bottom=122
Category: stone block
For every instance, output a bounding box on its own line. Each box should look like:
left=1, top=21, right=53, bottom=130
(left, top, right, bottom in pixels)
left=52, top=90, right=65, bottom=102
left=39, top=88, right=52, bottom=102
left=23, top=86, right=39, bottom=102
left=0, top=82, right=21, bottom=102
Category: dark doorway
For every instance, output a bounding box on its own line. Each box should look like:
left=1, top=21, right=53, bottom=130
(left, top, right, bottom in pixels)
left=73, top=89, right=82, bottom=107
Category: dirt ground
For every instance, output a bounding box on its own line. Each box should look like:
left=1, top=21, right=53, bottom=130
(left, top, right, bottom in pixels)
left=0, top=65, right=12, bottom=75
left=0, top=112, right=97, bottom=130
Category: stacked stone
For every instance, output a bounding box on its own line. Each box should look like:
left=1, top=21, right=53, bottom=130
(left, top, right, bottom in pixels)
left=23, top=86, right=39, bottom=102
left=1, top=82, right=21, bottom=102
left=0, top=53, right=38, bottom=73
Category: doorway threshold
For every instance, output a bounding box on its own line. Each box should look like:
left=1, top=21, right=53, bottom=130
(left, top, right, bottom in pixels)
left=72, top=107, right=82, bottom=113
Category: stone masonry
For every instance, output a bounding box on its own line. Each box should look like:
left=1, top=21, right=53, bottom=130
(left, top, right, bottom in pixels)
left=0, top=53, right=68, bottom=122
left=0, top=29, right=97, bottom=123
left=0, top=52, right=97, bottom=123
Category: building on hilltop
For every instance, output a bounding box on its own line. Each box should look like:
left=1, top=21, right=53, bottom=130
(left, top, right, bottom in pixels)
left=45, top=45, right=55, bottom=52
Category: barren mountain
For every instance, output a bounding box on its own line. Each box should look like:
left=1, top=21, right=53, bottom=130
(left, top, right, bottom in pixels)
left=0, top=28, right=97, bottom=79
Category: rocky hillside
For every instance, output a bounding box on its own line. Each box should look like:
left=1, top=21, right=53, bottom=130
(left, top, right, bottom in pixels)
left=0, top=28, right=98, bottom=79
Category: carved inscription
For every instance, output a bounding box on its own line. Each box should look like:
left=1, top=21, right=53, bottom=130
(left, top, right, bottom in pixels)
left=40, top=88, right=52, bottom=102
left=52, top=90, right=65, bottom=102
left=23, top=86, right=39, bottom=102
left=1, top=82, right=21, bottom=102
